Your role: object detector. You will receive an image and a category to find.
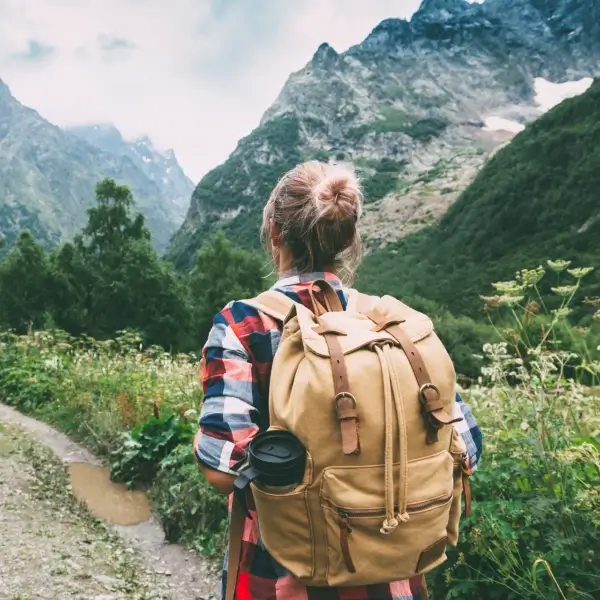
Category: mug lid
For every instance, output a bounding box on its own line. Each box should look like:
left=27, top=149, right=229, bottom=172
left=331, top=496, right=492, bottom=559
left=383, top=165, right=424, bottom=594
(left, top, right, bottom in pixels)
left=249, top=430, right=306, bottom=471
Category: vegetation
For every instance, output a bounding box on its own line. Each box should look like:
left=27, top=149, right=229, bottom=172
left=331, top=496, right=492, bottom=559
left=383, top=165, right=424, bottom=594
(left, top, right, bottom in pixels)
left=0, top=264, right=597, bottom=598
left=428, top=268, right=600, bottom=599
left=0, top=328, right=228, bottom=558
left=357, top=80, right=600, bottom=319
left=360, top=158, right=408, bottom=203
left=0, top=178, right=265, bottom=355
left=0, top=78, right=599, bottom=599
left=167, top=113, right=302, bottom=268
left=348, top=108, right=449, bottom=142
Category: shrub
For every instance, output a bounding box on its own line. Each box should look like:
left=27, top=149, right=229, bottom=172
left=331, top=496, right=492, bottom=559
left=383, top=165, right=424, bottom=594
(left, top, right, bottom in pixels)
left=110, top=412, right=196, bottom=488
left=151, top=445, right=228, bottom=556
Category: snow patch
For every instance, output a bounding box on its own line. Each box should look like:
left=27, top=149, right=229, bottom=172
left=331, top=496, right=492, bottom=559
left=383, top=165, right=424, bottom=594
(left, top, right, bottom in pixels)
left=142, top=156, right=152, bottom=163
left=534, top=77, right=594, bottom=113
left=482, top=116, right=525, bottom=134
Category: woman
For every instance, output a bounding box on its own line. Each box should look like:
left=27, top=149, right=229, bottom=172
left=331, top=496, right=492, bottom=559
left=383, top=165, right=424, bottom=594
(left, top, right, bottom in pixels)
left=194, top=161, right=482, bottom=600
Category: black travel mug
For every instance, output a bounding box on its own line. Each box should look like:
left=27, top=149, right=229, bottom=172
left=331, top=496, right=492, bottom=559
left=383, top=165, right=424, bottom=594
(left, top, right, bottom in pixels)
left=233, top=429, right=306, bottom=517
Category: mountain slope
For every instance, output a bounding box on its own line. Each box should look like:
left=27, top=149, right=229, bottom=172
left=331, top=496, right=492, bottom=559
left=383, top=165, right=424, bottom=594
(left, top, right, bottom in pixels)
left=357, top=78, right=600, bottom=316
left=67, top=124, right=193, bottom=221
left=168, top=0, right=600, bottom=268
left=0, top=81, right=190, bottom=252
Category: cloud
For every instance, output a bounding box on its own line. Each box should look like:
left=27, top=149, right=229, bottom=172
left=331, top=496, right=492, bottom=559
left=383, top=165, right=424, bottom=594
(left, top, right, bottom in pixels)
left=99, top=35, right=135, bottom=52
left=9, top=39, right=54, bottom=62
left=0, top=0, right=421, bottom=181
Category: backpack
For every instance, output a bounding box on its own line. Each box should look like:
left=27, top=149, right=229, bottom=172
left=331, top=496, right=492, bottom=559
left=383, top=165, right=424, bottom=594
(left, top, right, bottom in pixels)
left=226, top=279, right=473, bottom=597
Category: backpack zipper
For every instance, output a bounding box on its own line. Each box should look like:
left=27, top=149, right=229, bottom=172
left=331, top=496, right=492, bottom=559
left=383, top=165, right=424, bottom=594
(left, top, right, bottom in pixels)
left=329, top=492, right=453, bottom=573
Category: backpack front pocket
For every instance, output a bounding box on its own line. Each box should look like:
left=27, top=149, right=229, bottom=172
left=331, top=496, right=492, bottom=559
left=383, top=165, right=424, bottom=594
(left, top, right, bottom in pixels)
left=320, top=451, right=453, bottom=586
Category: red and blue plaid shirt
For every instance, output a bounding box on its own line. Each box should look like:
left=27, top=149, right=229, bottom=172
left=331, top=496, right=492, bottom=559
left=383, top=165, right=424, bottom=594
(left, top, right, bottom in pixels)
left=194, top=272, right=482, bottom=600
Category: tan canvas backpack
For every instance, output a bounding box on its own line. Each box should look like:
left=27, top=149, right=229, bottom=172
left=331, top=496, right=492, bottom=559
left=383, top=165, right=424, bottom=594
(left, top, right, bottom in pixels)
left=226, top=280, right=473, bottom=598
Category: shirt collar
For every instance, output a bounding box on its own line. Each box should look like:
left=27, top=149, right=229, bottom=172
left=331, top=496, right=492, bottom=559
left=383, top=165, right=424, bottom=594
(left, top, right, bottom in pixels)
left=273, top=270, right=343, bottom=289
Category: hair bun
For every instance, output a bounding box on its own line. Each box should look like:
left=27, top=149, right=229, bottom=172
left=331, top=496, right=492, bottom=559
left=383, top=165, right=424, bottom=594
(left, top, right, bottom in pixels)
left=313, top=166, right=362, bottom=222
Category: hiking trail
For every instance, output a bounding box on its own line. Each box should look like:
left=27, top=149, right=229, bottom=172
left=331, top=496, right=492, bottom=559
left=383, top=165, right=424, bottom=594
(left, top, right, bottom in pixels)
left=0, top=403, right=221, bottom=600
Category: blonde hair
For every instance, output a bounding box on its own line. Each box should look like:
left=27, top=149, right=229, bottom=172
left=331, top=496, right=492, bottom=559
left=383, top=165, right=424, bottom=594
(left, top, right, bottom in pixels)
left=261, top=160, right=363, bottom=284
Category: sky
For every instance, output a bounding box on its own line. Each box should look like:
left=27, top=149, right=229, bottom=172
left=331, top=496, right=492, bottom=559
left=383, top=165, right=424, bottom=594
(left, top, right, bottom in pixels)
left=0, top=0, right=423, bottom=182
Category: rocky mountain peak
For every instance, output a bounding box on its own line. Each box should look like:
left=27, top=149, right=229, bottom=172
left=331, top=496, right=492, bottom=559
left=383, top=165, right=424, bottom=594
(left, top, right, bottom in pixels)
left=311, top=42, right=339, bottom=68
left=168, top=0, right=600, bottom=268
left=417, top=0, right=470, bottom=14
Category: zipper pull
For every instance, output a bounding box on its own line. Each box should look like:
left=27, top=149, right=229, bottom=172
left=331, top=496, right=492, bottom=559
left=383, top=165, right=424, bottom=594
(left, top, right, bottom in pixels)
left=460, top=455, right=473, bottom=517
left=339, top=509, right=353, bottom=533
left=338, top=510, right=356, bottom=573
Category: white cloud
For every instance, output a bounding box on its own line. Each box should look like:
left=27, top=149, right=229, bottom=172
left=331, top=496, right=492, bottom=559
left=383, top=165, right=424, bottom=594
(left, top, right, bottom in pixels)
left=0, top=0, right=421, bottom=182
left=534, top=77, right=594, bottom=113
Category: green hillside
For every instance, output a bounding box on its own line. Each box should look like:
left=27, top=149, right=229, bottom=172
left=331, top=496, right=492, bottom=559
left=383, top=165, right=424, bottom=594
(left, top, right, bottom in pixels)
left=358, top=79, right=600, bottom=318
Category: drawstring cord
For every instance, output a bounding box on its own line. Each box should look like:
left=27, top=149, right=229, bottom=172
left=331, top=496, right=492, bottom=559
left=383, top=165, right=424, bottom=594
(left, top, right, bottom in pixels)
left=375, top=344, right=410, bottom=535
left=385, top=344, right=410, bottom=524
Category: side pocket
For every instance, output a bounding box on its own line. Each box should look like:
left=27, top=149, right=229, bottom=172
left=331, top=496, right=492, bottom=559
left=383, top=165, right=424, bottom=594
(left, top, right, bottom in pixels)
left=250, top=454, right=314, bottom=579
left=447, top=427, right=471, bottom=546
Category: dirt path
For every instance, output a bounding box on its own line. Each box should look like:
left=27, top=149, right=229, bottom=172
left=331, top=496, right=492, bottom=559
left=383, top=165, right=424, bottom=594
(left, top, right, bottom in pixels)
left=0, top=404, right=221, bottom=600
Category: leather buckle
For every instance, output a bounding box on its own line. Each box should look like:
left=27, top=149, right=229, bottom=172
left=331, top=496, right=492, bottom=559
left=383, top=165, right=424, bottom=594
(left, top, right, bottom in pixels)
left=334, top=392, right=357, bottom=410
left=419, top=383, right=440, bottom=407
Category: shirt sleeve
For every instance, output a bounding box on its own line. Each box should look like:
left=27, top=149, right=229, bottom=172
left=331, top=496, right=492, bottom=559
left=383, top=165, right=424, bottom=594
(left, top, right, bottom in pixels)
left=452, top=393, right=482, bottom=473
left=193, top=305, right=261, bottom=475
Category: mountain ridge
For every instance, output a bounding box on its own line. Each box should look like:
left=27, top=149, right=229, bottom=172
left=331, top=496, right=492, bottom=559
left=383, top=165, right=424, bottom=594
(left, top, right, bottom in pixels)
left=357, top=77, right=600, bottom=315
left=168, top=0, right=600, bottom=268
left=0, top=79, right=192, bottom=252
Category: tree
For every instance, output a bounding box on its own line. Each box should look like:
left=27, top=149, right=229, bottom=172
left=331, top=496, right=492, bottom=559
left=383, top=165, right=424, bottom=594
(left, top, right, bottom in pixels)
left=189, top=231, right=266, bottom=346
left=51, top=178, right=190, bottom=347
left=0, top=231, right=54, bottom=331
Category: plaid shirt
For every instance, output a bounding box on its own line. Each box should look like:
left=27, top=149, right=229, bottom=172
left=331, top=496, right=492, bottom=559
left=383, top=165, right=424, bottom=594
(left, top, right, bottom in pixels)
left=195, top=272, right=483, bottom=600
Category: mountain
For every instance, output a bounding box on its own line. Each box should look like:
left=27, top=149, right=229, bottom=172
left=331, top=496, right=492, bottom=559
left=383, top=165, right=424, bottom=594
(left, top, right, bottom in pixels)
left=0, top=81, right=191, bottom=252
left=358, top=78, right=600, bottom=317
left=168, top=0, right=600, bottom=268
left=67, top=124, right=193, bottom=220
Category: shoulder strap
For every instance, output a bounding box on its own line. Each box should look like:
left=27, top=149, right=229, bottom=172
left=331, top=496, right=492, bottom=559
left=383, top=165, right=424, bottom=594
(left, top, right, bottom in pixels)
left=225, top=495, right=245, bottom=600
left=242, top=290, right=297, bottom=322
left=307, top=279, right=344, bottom=315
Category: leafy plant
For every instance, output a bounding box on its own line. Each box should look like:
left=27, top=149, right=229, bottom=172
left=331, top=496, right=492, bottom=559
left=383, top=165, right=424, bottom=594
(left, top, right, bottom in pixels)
left=427, top=263, right=600, bottom=600
left=110, top=412, right=196, bottom=488
left=151, top=444, right=228, bottom=557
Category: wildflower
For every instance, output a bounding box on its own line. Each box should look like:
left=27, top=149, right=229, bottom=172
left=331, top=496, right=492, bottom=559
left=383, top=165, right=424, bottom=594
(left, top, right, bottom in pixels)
left=498, top=295, right=524, bottom=307
left=517, top=266, right=545, bottom=287
left=525, top=300, right=540, bottom=315
left=480, top=295, right=502, bottom=309
left=547, top=259, right=571, bottom=273
left=551, top=307, right=572, bottom=319
left=551, top=285, right=578, bottom=298
left=491, top=280, right=524, bottom=295
left=567, top=267, right=594, bottom=280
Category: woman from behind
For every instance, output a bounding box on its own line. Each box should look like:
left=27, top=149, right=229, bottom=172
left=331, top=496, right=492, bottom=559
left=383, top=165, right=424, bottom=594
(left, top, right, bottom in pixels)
left=194, top=160, right=482, bottom=600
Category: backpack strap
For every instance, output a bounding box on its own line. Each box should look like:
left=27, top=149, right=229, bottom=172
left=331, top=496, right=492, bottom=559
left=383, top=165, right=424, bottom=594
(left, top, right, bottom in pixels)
left=242, top=290, right=297, bottom=322
left=352, top=291, right=461, bottom=443
left=307, top=279, right=344, bottom=315
left=225, top=495, right=245, bottom=600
